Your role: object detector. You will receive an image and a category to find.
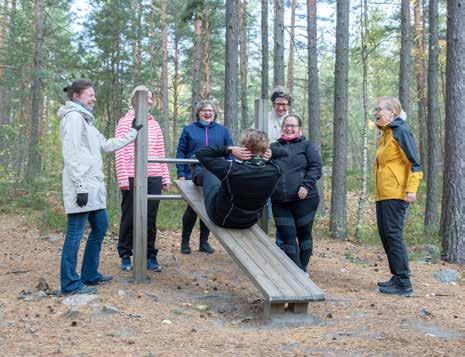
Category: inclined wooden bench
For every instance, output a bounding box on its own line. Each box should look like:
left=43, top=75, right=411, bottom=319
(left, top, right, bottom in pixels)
left=176, top=180, right=325, bottom=319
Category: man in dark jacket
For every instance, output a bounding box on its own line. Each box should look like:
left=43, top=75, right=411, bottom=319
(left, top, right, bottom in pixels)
left=196, top=129, right=287, bottom=229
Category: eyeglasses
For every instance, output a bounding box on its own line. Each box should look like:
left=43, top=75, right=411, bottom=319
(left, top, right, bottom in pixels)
left=200, top=109, right=214, bottom=113
left=283, top=124, right=298, bottom=128
left=374, top=107, right=387, bottom=112
left=274, top=103, right=289, bottom=108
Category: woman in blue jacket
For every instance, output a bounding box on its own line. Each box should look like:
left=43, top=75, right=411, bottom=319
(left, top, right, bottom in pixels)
left=270, top=114, right=322, bottom=274
left=176, top=100, right=233, bottom=254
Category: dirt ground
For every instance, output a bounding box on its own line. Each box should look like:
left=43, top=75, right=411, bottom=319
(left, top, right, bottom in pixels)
left=0, top=213, right=464, bottom=356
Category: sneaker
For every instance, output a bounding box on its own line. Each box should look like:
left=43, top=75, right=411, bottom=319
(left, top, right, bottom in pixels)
left=84, top=274, right=113, bottom=286
left=120, top=256, right=132, bottom=271
left=66, top=286, right=97, bottom=295
left=377, top=276, right=395, bottom=287
left=379, top=284, right=413, bottom=297
left=199, top=242, right=215, bottom=254
left=147, top=257, right=162, bottom=272
left=181, top=243, right=191, bottom=254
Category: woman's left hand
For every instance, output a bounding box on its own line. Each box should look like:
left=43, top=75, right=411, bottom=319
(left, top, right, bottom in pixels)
left=263, top=149, right=272, bottom=160
left=298, top=186, right=308, bottom=200
left=405, top=192, right=416, bottom=203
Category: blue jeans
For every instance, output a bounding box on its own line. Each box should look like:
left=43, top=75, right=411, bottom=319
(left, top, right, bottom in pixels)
left=60, top=209, right=108, bottom=293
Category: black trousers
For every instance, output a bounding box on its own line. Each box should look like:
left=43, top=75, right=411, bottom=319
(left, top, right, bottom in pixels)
left=117, top=177, right=162, bottom=258
left=272, top=196, right=319, bottom=272
left=182, top=174, right=210, bottom=244
left=376, top=199, right=411, bottom=287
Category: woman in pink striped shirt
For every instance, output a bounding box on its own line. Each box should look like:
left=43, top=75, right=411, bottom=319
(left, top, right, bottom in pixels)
left=115, top=85, right=171, bottom=272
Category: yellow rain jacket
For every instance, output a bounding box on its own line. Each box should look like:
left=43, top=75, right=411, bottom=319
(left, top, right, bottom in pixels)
left=375, top=117, right=423, bottom=201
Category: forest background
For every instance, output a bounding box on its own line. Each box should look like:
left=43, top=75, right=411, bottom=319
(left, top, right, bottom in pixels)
left=0, top=0, right=463, bottom=263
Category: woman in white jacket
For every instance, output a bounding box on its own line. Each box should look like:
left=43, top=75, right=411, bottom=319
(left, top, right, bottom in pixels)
left=58, top=80, right=141, bottom=295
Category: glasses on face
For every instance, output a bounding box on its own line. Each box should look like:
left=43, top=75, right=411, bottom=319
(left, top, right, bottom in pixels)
left=283, top=124, right=298, bottom=128
left=374, top=107, right=387, bottom=113
left=274, top=102, right=289, bottom=108
left=200, top=109, right=214, bottom=113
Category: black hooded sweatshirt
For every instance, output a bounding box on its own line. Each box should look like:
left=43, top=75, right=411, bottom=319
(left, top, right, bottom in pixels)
left=196, top=145, right=288, bottom=228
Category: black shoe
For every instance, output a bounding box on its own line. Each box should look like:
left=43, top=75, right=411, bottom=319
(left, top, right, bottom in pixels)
left=379, top=284, right=413, bottom=296
left=199, top=242, right=215, bottom=254
left=377, top=276, right=395, bottom=287
left=84, top=274, right=113, bottom=286
left=147, top=257, right=162, bottom=272
left=181, top=243, right=191, bottom=254
left=65, top=286, right=97, bottom=295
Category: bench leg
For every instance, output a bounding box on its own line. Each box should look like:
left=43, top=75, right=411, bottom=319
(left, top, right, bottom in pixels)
left=287, top=302, right=308, bottom=314
left=264, top=302, right=285, bottom=319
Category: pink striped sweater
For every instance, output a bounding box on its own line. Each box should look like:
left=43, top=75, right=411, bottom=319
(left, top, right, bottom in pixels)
left=115, top=109, right=171, bottom=189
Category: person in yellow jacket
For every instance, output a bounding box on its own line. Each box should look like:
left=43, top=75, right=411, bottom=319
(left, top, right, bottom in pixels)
left=374, top=97, right=423, bottom=296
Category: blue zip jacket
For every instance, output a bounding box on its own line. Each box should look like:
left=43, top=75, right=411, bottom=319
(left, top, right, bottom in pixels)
left=176, top=121, right=234, bottom=179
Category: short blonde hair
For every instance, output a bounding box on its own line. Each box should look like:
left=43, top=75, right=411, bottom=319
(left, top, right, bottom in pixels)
left=376, top=97, right=402, bottom=117
left=240, top=129, right=269, bottom=155
left=129, top=85, right=152, bottom=108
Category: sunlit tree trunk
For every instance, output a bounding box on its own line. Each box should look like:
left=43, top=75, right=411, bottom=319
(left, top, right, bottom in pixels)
left=202, top=2, right=211, bottom=99
left=191, top=12, right=202, bottom=121
left=172, top=17, right=180, bottom=150
left=355, top=0, right=369, bottom=241
left=413, top=0, right=428, bottom=173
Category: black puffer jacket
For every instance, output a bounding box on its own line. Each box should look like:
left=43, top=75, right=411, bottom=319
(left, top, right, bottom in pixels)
left=196, top=145, right=288, bottom=228
left=270, top=136, right=322, bottom=203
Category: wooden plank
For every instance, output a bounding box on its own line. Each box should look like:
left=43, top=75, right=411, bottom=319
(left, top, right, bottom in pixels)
left=176, top=180, right=325, bottom=303
left=133, top=90, right=148, bottom=283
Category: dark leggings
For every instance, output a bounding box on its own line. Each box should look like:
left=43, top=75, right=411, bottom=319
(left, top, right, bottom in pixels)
left=272, top=196, right=319, bottom=271
left=182, top=205, right=210, bottom=244
left=117, top=177, right=162, bottom=258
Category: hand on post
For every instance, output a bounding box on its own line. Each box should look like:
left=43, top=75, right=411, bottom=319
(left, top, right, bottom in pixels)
left=131, top=118, right=143, bottom=131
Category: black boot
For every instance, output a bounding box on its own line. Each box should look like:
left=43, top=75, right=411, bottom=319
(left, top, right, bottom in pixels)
left=379, top=276, right=413, bottom=296
left=181, top=236, right=191, bottom=254
left=199, top=241, right=215, bottom=254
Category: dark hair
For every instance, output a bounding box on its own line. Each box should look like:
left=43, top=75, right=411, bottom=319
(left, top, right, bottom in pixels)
left=195, top=100, right=217, bottom=121
left=270, top=86, right=292, bottom=105
left=281, top=113, right=302, bottom=128
left=63, top=79, right=93, bottom=100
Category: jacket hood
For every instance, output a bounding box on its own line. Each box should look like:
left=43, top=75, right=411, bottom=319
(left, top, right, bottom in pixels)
left=57, top=101, right=94, bottom=123
left=388, top=117, right=406, bottom=129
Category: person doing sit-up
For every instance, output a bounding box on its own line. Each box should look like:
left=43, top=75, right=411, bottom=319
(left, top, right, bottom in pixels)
left=195, top=129, right=288, bottom=229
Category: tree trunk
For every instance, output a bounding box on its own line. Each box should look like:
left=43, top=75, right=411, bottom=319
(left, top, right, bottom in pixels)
left=224, top=0, right=239, bottom=140
left=355, top=0, right=369, bottom=241
left=172, top=17, right=180, bottom=150
left=425, top=0, right=442, bottom=234
left=0, top=0, right=9, bottom=78
left=287, top=0, right=296, bottom=100
left=150, top=0, right=160, bottom=109
left=131, top=0, right=142, bottom=84
left=399, top=0, right=411, bottom=116
left=330, top=0, right=349, bottom=239
left=413, top=0, right=428, bottom=173
left=191, top=14, right=202, bottom=121
left=441, top=0, right=465, bottom=263
left=239, top=0, right=248, bottom=132
left=26, top=0, right=44, bottom=181
left=161, top=0, right=169, bottom=147
left=273, top=0, right=284, bottom=87
left=307, top=0, right=324, bottom=215
left=202, top=2, right=211, bottom=99
left=261, top=0, right=269, bottom=99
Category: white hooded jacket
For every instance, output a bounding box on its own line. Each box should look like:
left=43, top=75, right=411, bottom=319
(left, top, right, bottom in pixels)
left=58, top=101, right=137, bottom=214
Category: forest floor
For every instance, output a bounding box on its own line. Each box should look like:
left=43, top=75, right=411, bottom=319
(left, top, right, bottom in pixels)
left=1, top=213, right=464, bottom=356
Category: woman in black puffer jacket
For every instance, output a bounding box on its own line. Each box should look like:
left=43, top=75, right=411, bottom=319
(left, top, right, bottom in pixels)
left=270, top=114, right=322, bottom=273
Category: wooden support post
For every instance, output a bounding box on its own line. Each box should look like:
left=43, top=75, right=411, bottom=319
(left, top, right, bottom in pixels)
left=264, top=302, right=285, bottom=319
left=254, top=98, right=270, bottom=234
left=287, top=302, right=309, bottom=314
left=133, top=90, right=148, bottom=283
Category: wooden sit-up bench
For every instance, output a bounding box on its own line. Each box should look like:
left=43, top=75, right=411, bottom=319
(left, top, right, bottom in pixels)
left=176, top=180, right=325, bottom=319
